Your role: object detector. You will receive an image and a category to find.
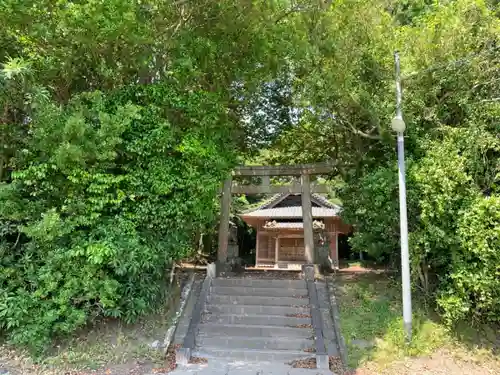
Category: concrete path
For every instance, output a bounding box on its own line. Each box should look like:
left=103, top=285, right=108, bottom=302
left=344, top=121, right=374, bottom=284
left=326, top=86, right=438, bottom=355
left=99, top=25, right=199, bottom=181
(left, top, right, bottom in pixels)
left=169, top=359, right=333, bottom=375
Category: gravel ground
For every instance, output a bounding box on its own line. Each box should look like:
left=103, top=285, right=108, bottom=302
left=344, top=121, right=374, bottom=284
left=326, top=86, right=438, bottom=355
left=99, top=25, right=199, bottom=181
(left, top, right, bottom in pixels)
left=351, top=349, right=500, bottom=375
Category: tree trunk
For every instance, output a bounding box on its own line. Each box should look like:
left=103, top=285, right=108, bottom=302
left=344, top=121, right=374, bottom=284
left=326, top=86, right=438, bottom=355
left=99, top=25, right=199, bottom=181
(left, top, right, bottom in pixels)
left=0, top=155, right=4, bottom=181
left=417, top=259, right=429, bottom=293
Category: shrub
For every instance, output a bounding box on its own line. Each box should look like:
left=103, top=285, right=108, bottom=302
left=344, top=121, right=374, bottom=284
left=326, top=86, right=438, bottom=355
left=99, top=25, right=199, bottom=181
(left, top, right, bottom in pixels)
left=340, top=162, right=420, bottom=265
left=438, top=195, right=500, bottom=324
left=0, top=85, right=235, bottom=353
left=341, top=127, right=499, bottom=324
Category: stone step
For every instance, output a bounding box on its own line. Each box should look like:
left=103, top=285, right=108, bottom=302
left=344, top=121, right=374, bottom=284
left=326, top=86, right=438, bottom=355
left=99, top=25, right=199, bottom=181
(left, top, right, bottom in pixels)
left=192, top=347, right=313, bottom=363
left=169, top=362, right=334, bottom=375
left=198, top=335, right=314, bottom=351
left=212, top=278, right=305, bottom=289
left=207, top=303, right=310, bottom=316
left=197, top=323, right=313, bottom=338
left=211, top=285, right=308, bottom=298
left=203, top=313, right=311, bottom=327
left=210, top=294, right=308, bottom=307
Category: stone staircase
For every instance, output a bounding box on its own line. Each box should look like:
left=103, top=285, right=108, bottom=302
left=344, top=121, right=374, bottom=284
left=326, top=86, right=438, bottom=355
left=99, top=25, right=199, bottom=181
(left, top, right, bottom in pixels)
left=193, top=277, right=315, bottom=363
left=173, top=271, right=342, bottom=374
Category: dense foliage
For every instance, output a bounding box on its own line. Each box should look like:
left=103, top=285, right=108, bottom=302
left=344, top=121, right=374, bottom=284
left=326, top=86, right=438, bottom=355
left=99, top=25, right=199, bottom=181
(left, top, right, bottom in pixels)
left=0, top=0, right=499, bottom=353
left=0, top=83, right=237, bottom=351
left=0, top=0, right=295, bottom=352
left=255, top=0, right=499, bottom=325
left=340, top=2, right=499, bottom=324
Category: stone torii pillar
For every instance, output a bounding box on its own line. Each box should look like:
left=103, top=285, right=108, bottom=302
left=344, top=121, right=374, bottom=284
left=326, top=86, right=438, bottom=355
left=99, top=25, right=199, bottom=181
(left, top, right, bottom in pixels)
left=217, top=176, right=232, bottom=264
left=301, top=173, right=315, bottom=264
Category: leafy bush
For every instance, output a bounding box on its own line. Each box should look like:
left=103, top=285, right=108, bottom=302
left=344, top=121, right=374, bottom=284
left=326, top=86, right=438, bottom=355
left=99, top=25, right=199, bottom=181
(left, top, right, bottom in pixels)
left=438, top=195, right=500, bottom=324
left=0, top=85, right=235, bottom=353
left=408, top=129, right=481, bottom=292
left=341, top=125, right=499, bottom=324
left=340, top=161, right=420, bottom=265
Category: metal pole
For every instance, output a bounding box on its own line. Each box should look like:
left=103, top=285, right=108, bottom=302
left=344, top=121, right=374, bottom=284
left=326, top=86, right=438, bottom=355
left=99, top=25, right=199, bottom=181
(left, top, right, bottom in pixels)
left=394, top=51, right=412, bottom=342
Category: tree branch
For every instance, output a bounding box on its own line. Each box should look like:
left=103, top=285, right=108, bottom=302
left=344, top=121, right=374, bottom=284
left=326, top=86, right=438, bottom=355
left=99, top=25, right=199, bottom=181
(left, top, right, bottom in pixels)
left=339, top=117, right=382, bottom=140
left=275, top=6, right=301, bottom=24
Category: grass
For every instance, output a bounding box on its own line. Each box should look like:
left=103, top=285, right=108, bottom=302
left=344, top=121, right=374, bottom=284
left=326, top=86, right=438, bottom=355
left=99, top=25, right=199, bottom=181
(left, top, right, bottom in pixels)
left=43, top=308, right=171, bottom=369
left=335, top=271, right=500, bottom=372
left=0, top=285, right=181, bottom=375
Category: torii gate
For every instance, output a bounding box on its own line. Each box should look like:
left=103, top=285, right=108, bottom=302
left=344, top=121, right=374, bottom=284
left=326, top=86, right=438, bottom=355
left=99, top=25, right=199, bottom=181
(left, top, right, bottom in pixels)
left=217, top=163, right=334, bottom=266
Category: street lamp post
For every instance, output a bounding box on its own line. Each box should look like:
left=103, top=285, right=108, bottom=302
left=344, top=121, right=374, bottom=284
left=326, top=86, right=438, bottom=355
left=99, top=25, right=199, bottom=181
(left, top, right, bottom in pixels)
left=392, top=51, right=412, bottom=342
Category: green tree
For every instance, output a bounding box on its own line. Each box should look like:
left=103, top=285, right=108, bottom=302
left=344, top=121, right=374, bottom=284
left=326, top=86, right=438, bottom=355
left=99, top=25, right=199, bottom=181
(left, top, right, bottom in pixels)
left=256, top=0, right=500, bottom=324
left=0, top=0, right=306, bottom=352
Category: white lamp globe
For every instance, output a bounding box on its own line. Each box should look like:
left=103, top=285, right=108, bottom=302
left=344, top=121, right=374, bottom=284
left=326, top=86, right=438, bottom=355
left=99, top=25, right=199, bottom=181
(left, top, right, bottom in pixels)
left=391, top=116, right=406, bottom=133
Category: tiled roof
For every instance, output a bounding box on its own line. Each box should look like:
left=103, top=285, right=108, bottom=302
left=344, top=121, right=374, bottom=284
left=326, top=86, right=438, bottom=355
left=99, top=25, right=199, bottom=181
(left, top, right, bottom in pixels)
left=243, top=193, right=340, bottom=214
left=259, top=193, right=287, bottom=209
left=240, top=206, right=340, bottom=219
left=311, top=194, right=339, bottom=209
